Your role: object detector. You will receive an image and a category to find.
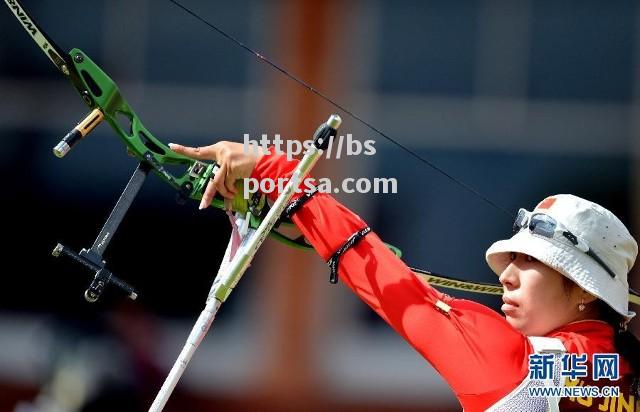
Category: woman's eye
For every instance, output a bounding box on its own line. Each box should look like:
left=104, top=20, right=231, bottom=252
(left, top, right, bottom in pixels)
left=525, top=255, right=538, bottom=262
left=509, top=252, right=517, bottom=261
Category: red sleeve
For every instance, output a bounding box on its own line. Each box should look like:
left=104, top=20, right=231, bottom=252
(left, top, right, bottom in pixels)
left=250, top=152, right=534, bottom=410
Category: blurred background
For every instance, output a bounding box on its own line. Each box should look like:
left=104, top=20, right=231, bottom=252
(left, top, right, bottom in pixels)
left=0, top=0, right=638, bottom=411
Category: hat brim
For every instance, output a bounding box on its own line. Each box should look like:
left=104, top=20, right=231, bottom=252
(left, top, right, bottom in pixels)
left=486, top=231, right=634, bottom=320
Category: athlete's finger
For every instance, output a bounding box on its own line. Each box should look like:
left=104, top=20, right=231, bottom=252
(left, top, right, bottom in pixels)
left=168, top=143, right=217, bottom=161
left=199, top=178, right=217, bottom=210
left=213, top=163, right=235, bottom=200
left=224, top=172, right=237, bottom=197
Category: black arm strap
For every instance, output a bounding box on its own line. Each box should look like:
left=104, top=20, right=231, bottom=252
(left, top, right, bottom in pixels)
left=275, top=186, right=319, bottom=227
left=327, top=226, right=371, bottom=284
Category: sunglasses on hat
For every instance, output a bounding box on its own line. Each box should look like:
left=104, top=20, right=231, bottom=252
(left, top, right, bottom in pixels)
left=513, top=208, right=616, bottom=279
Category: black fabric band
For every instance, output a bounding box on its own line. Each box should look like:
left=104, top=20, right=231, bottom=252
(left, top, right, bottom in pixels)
left=327, top=226, right=371, bottom=284
left=276, top=186, right=318, bottom=227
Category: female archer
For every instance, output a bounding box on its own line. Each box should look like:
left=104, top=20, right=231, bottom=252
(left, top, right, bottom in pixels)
left=169, top=141, right=639, bottom=412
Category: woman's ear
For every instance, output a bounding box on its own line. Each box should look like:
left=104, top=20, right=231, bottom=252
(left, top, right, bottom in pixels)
left=580, top=290, right=599, bottom=304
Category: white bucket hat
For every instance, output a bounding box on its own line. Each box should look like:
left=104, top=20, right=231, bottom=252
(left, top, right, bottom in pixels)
left=486, top=194, right=638, bottom=320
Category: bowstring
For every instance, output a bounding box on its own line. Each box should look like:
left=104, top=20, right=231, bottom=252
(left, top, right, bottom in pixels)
left=168, top=0, right=513, bottom=218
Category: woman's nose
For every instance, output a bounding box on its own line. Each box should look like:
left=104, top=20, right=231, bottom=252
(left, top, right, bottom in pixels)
left=499, top=263, right=519, bottom=289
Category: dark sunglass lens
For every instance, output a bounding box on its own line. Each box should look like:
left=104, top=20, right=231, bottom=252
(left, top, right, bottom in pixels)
left=513, top=209, right=527, bottom=233
left=529, top=215, right=555, bottom=238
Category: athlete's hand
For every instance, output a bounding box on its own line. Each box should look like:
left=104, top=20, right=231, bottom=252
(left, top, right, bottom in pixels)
left=168, top=141, right=264, bottom=209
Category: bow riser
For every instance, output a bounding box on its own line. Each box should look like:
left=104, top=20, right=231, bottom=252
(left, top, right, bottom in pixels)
left=62, top=48, right=221, bottom=205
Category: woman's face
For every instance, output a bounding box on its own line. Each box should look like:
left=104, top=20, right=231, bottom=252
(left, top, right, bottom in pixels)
left=499, top=252, right=584, bottom=336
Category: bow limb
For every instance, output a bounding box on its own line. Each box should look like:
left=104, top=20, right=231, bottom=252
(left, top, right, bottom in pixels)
left=4, top=0, right=71, bottom=76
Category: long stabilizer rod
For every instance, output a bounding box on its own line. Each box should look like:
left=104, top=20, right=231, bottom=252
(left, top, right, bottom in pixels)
left=148, top=115, right=341, bottom=412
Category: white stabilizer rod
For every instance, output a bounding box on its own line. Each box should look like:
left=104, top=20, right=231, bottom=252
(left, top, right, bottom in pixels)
left=148, top=238, right=232, bottom=412
left=148, top=114, right=341, bottom=411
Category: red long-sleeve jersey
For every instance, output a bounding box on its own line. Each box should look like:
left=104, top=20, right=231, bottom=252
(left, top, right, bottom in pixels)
left=250, top=151, right=634, bottom=411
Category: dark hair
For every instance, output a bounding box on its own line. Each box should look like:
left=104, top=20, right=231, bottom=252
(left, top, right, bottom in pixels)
left=561, top=276, right=640, bottom=393
left=598, top=301, right=639, bottom=368
left=597, top=300, right=640, bottom=395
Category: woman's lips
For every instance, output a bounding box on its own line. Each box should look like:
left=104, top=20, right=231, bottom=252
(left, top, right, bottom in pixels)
left=501, top=303, right=518, bottom=314
left=501, top=297, right=519, bottom=315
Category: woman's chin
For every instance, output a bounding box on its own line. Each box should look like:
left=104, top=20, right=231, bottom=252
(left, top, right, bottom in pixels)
left=504, top=315, right=517, bottom=325
left=505, top=317, right=556, bottom=336
left=505, top=315, right=529, bottom=334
